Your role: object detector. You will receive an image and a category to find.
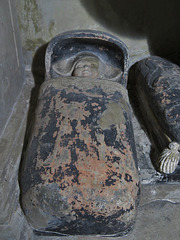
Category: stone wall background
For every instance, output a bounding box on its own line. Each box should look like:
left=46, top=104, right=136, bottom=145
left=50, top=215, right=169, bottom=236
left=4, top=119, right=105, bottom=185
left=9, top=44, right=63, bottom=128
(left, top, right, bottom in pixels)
left=16, top=0, right=150, bottom=67
left=0, top=0, right=24, bottom=137
left=16, top=0, right=180, bottom=67
left=0, top=1, right=32, bottom=239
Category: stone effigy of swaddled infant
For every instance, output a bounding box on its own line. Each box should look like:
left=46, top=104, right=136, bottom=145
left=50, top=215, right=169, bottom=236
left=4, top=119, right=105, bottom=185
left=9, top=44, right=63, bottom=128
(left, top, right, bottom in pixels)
left=20, top=30, right=140, bottom=237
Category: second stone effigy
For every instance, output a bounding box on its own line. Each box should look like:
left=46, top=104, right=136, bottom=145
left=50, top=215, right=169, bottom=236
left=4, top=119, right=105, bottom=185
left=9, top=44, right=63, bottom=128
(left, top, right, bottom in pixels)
left=128, top=56, right=180, bottom=175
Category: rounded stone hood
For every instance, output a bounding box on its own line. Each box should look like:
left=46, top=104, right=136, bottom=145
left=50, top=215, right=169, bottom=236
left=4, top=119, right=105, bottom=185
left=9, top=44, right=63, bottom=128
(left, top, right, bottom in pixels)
left=45, top=30, right=129, bottom=85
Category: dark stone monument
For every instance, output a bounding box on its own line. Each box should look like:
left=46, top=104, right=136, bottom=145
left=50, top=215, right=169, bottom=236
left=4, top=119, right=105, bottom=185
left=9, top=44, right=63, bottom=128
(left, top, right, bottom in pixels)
left=128, top=56, right=180, bottom=177
left=20, top=30, right=140, bottom=236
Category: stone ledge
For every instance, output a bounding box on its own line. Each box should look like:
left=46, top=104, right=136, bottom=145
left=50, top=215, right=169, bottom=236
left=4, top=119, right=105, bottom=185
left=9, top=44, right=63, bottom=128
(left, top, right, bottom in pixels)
left=0, top=75, right=34, bottom=239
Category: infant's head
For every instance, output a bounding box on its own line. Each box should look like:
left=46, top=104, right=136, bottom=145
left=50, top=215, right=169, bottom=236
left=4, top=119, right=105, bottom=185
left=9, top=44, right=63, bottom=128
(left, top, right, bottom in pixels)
left=72, top=56, right=99, bottom=78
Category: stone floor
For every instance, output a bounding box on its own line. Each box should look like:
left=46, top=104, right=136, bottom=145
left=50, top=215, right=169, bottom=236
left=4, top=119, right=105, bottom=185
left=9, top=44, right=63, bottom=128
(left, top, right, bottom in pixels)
left=0, top=68, right=180, bottom=240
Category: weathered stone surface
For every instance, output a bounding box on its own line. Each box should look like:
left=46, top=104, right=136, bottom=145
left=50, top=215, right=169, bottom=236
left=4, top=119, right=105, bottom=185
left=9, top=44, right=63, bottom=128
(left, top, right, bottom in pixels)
left=128, top=56, right=180, bottom=177
left=45, top=30, right=129, bottom=86
left=32, top=184, right=180, bottom=240
left=0, top=0, right=25, bottom=136
left=132, top=57, right=180, bottom=142
left=20, top=77, right=139, bottom=236
left=0, top=74, right=34, bottom=240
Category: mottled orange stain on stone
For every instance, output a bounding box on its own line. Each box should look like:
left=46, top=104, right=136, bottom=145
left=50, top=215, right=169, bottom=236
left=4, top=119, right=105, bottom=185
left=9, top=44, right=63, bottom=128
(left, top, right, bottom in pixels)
left=21, top=78, right=139, bottom=236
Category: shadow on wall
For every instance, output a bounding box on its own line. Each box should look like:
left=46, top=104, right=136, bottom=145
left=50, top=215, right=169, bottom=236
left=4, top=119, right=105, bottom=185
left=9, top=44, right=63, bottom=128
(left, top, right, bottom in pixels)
left=80, top=0, right=180, bottom=57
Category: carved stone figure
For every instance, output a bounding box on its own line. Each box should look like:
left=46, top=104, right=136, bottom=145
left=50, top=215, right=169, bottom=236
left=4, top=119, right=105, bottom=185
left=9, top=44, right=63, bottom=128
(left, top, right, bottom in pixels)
left=72, top=56, right=99, bottom=78
left=128, top=56, right=180, bottom=174
left=20, top=30, right=140, bottom=237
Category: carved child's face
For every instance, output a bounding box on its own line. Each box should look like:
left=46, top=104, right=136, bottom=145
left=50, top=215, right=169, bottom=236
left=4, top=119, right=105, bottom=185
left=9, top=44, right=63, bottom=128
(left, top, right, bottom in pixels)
left=72, top=57, right=99, bottom=78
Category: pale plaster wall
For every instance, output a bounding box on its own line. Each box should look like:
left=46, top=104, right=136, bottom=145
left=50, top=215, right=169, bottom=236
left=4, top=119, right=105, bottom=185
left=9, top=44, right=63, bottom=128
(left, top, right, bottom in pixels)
left=16, top=0, right=180, bottom=68
left=15, top=0, right=150, bottom=67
